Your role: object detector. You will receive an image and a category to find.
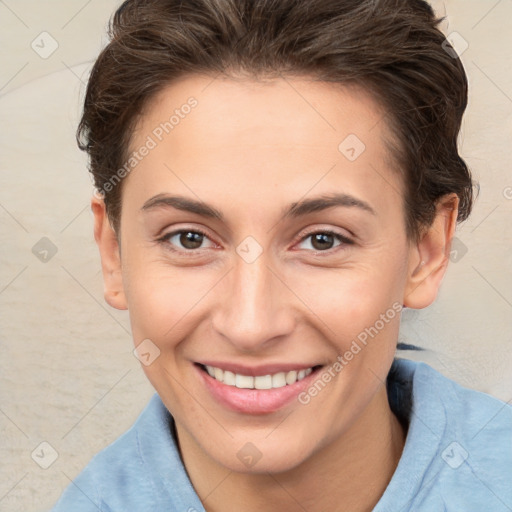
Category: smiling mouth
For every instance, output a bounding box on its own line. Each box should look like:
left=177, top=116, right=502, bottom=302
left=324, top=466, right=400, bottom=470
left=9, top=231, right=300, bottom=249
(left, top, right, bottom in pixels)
left=197, top=363, right=322, bottom=390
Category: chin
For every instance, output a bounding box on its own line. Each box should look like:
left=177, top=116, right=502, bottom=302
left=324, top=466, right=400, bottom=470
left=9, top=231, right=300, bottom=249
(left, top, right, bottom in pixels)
left=205, top=429, right=319, bottom=475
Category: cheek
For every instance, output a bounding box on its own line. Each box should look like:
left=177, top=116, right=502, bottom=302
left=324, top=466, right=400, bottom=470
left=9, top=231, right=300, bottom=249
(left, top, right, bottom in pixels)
left=287, top=256, right=406, bottom=336
left=122, top=263, right=210, bottom=405
left=122, top=256, right=216, bottom=345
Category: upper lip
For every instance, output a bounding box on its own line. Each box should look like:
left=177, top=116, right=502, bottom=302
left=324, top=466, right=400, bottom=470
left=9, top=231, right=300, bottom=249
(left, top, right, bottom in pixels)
left=196, top=361, right=321, bottom=377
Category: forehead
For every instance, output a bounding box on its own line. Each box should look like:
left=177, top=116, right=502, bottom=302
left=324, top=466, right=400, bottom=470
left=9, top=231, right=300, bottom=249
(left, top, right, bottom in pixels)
left=138, top=74, right=391, bottom=149
left=126, top=74, right=403, bottom=222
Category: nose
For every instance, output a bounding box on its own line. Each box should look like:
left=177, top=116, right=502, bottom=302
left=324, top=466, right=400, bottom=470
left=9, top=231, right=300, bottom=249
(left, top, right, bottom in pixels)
left=211, top=252, right=295, bottom=353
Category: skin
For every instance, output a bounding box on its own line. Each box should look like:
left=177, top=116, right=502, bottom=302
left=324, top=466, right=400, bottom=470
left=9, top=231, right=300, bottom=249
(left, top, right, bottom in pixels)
left=92, top=74, right=459, bottom=512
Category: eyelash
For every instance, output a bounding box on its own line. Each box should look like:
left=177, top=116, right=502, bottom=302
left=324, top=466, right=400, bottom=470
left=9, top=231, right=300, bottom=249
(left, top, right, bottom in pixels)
left=157, top=228, right=354, bottom=254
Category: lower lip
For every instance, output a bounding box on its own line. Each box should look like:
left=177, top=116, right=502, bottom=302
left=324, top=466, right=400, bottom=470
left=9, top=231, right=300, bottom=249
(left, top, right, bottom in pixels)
left=195, top=364, right=322, bottom=415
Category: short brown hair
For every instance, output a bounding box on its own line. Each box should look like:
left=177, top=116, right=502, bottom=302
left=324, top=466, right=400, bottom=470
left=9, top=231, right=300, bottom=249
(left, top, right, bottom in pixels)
left=78, top=0, right=474, bottom=240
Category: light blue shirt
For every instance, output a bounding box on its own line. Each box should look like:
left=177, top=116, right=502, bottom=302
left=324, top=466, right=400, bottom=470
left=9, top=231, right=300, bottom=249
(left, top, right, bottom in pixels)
left=49, top=358, right=512, bottom=511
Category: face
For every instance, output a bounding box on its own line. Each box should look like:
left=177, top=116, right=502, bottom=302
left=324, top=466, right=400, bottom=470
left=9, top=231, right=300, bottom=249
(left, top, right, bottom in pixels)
left=94, top=74, right=456, bottom=474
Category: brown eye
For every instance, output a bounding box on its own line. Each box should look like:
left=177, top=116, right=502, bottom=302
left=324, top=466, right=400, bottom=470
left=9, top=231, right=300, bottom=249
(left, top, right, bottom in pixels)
left=179, top=231, right=204, bottom=249
left=311, top=233, right=336, bottom=250
left=160, top=229, right=214, bottom=251
left=297, top=230, right=353, bottom=252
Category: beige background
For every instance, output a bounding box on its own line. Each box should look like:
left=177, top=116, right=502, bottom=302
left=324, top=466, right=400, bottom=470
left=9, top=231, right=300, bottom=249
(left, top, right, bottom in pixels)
left=0, top=1, right=511, bottom=510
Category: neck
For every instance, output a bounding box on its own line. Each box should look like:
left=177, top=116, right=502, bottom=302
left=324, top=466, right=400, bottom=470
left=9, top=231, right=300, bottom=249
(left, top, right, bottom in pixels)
left=176, top=384, right=406, bottom=512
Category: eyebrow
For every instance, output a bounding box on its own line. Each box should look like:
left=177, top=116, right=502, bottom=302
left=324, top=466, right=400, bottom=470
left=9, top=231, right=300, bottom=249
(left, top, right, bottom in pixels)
left=141, top=192, right=376, bottom=220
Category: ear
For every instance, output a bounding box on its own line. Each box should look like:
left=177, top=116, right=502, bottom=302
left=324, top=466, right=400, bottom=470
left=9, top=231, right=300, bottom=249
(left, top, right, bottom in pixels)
left=91, top=195, right=128, bottom=310
left=404, top=193, right=459, bottom=309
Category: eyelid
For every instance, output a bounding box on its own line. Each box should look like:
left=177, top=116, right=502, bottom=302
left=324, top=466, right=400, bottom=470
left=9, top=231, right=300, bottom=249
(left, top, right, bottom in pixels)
left=157, top=225, right=354, bottom=253
left=290, top=230, right=353, bottom=256
left=294, top=226, right=354, bottom=245
left=156, top=226, right=217, bottom=252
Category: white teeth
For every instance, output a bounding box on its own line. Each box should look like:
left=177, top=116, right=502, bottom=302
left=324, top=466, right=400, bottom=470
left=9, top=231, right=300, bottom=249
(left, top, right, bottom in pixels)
left=254, top=374, right=272, bottom=389
left=204, top=365, right=315, bottom=389
left=223, top=370, right=236, bottom=386
left=214, top=367, right=223, bottom=381
left=285, top=370, right=297, bottom=385
left=235, top=374, right=254, bottom=389
left=272, top=372, right=286, bottom=388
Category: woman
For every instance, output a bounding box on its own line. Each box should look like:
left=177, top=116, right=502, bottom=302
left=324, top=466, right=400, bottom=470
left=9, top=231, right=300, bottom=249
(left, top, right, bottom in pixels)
left=50, top=0, right=512, bottom=510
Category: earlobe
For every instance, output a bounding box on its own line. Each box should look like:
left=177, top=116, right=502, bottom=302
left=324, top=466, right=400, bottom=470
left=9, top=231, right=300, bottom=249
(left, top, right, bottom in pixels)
left=91, top=196, right=128, bottom=310
left=404, top=193, right=459, bottom=309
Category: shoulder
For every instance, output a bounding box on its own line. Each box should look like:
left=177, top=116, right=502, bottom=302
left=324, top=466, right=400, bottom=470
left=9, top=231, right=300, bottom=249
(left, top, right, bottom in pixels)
left=384, top=358, right=512, bottom=511
left=49, top=394, right=175, bottom=511
left=411, top=358, right=512, bottom=444
left=389, top=357, right=512, bottom=436
left=419, top=360, right=512, bottom=506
